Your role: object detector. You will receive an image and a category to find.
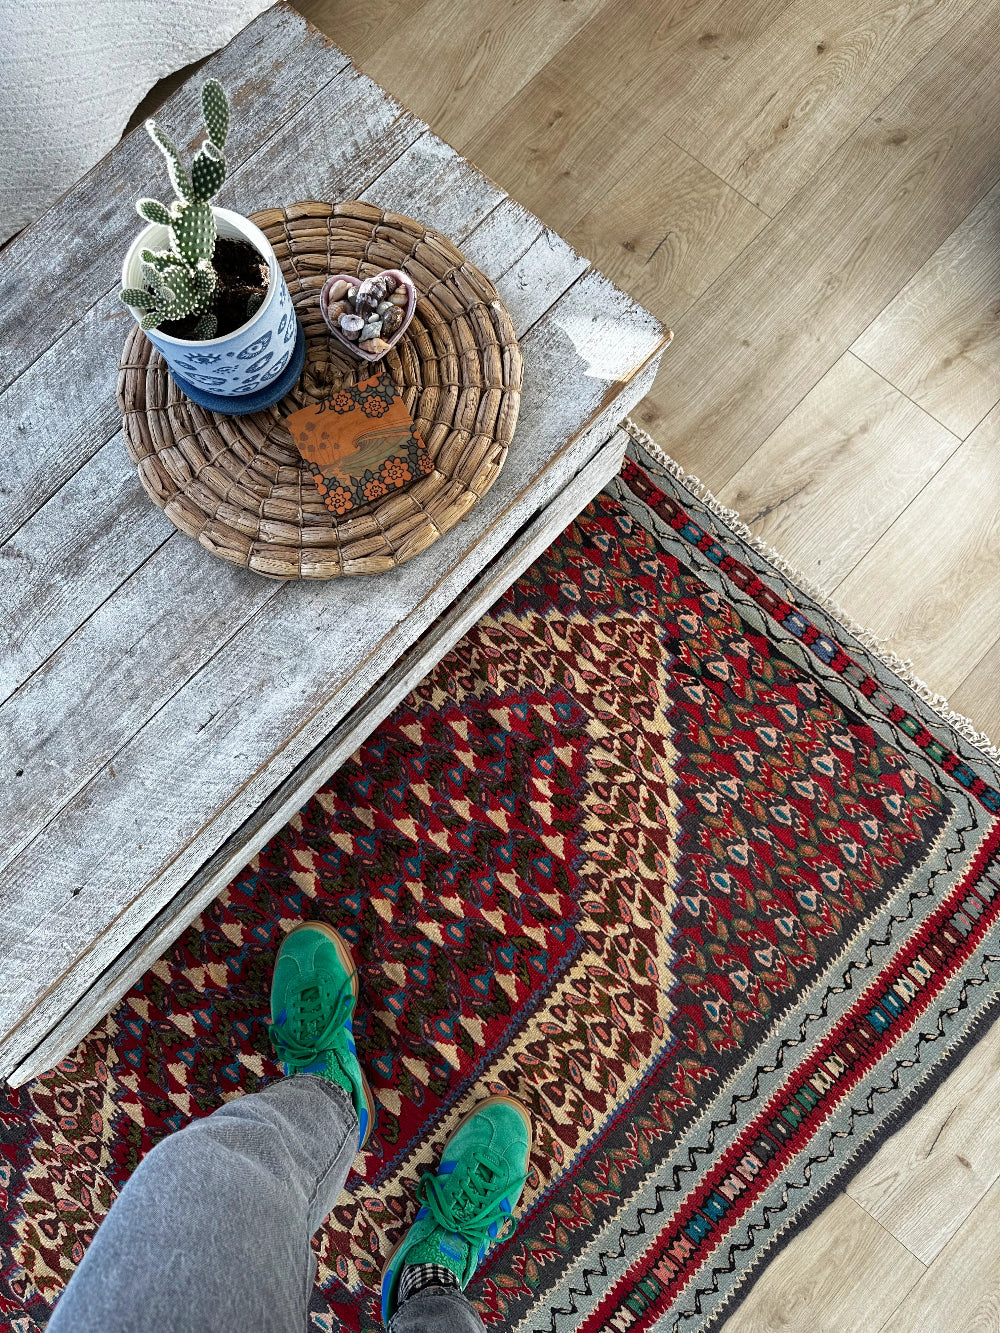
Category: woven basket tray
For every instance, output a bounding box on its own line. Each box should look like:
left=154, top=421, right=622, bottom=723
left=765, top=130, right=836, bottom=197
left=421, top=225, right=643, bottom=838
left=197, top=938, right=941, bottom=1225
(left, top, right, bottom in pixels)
left=117, top=201, right=523, bottom=578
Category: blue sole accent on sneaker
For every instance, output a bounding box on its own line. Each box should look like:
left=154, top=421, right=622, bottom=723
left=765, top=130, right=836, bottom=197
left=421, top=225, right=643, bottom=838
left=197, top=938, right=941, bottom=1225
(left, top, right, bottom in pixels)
left=381, top=1267, right=394, bottom=1325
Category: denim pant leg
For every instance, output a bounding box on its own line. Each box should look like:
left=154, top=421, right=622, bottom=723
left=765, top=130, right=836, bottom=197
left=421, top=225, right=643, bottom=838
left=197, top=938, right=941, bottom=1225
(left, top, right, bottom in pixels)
left=46, top=1074, right=358, bottom=1333
left=390, top=1288, right=487, bottom=1333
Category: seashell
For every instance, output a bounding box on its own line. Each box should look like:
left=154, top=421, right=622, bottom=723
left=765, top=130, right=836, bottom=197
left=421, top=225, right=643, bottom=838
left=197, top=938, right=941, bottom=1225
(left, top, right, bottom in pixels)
left=380, top=305, right=403, bottom=336
left=320, top=270, right=415, bottom=360
left=357, top=276, right=388, bottom=307
left=327, top=279, right=351, bottom=302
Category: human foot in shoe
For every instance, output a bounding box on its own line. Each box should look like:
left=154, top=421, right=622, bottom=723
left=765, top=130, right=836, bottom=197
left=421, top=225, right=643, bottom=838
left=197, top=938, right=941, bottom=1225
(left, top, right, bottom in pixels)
left=381, top=1095, right=532, bottom=1324
left=268, top=920, right=376, bottom=1150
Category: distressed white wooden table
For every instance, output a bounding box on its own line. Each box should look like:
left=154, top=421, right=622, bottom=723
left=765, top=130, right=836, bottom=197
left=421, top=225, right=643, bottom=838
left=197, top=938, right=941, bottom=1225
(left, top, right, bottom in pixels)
left=0, top=3, right=670, bottom=1087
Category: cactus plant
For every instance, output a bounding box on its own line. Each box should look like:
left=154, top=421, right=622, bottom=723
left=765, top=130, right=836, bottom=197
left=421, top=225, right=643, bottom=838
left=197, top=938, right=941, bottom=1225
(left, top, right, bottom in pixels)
left=120, top=79, right=245, bottom=339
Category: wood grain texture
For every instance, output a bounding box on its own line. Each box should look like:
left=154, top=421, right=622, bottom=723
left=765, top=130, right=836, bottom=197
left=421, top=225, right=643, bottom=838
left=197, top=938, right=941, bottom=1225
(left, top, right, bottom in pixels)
left=834, top=403, right=1000, bottom=696
left=717, top=352, right=960, bottom=588
left=5, top=427, right=634, bottom=1086
left=0, top=270, right=665, bottom=1066
left=878, top=1178, right=1000, bottom=1333
left=565, top=131, right=767, bottom=321
left=950, top=645, right=1000, bottom=745
left=0, top=440, right=171, bottom=709
left=293, top=0, right=425, bottom=66
left=460, top=0, right=798, bottom=240
left=0, top=4, right=351, bottom=391
left=666, top=0, right=978, bottom=216
left=1, top=64, right=426, bottom=548
left=463, top=66, right=668, bottom=240
left=467, top=210, right=590, bottom=336
left=0, top=190, right=591, bottom=768
left=357, top=130, right=504, bottom=238
left=632, top=0, right=1000, bottom=486
left=0, top=534, right=279, bottom=877
left=852, top=177, right=1000, bottom=439
left=847, top=1019, right=1000, bottom=1265
left=358, top=0, right=607, bottom=150
left=719, top=1194, right=924, bottom=1333
left=461, top=0, right=973, bottom=229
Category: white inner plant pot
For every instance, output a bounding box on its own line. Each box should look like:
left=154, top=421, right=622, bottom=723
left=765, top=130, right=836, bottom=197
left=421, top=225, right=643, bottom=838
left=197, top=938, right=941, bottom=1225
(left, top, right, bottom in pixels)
left=121, top=207, right=279, bottom=346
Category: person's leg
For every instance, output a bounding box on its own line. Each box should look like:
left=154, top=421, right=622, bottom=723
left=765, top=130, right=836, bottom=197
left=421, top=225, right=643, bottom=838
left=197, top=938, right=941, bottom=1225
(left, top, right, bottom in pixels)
left=381, top=1096, right=532, bottom=1333
left=47, top=1075, right=358, bottom=1333
left=389, top=1284, right=488, bottom=1333
left=48, top=921, right=375, bottom=1333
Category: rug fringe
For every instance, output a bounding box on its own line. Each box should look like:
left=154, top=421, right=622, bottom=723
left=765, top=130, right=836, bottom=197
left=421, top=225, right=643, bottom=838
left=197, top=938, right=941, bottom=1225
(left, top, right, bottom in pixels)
left=621, top=417, right=1000, bottom=767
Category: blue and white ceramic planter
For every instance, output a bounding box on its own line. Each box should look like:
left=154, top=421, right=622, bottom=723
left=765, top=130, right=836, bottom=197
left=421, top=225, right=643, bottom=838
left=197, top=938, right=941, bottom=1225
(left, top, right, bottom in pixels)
left=121, top=208, right=303, bottom=413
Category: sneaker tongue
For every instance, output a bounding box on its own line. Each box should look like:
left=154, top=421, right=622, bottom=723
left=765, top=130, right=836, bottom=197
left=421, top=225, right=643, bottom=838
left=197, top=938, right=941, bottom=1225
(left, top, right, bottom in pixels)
left=448, top=1151, right=504, bottom=1224
left=297, top=984, right=323, bottom=1038
left=466, top=1150, right=501, bottom=1196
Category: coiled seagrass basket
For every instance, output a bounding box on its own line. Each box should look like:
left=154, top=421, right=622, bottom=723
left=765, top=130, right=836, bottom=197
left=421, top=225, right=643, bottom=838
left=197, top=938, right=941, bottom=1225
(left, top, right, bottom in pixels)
left=117, top=200, right=523, bottom=579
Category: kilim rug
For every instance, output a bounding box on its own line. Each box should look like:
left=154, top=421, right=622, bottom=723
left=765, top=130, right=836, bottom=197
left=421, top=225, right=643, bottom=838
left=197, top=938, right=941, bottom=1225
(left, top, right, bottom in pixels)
left=3, top=423, right=1000, bottom=1333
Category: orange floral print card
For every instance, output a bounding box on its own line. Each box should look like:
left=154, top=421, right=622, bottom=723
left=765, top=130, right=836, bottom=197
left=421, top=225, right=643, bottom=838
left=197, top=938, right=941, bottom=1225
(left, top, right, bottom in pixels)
left=286, top=370, right=432, bottom=515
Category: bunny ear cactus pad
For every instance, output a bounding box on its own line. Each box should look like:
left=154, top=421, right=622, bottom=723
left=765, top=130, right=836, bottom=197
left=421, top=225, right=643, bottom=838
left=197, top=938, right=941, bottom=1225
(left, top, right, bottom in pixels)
left=119, top=80, right=234, bottom=336
left=201, top=79, right=230, bottom=149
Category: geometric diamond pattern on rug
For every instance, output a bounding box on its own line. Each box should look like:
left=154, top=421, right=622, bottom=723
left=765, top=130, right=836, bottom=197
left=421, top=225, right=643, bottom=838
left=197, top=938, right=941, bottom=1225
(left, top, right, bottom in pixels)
left=0, top=452, right=977, bottom=1333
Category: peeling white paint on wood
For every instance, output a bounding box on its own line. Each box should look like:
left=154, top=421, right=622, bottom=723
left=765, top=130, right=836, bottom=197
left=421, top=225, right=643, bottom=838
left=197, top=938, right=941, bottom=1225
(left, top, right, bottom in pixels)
left=0, top=65, right=427, bottom=546
left=0, top=6, right=352, bottom=391
left=5, top=427, right=634, bottom=1086
left=0, top=7, right=669, bottom=1081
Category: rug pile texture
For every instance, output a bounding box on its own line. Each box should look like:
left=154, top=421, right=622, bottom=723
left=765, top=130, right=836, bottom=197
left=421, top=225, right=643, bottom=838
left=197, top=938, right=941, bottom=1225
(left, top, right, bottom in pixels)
left=3, top=428, right=999, bottom=1333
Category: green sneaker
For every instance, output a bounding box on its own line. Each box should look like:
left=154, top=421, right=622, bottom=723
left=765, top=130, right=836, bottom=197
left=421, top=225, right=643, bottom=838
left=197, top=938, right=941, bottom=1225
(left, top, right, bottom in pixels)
left=267, top=921, right=375, bottom=1150
left=381, top=1096, right=532, bottom=1325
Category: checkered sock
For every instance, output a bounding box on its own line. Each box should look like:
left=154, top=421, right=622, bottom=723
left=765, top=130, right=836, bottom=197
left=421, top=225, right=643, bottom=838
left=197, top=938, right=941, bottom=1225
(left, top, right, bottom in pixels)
left=398, top=1263, right=461, bottom=1305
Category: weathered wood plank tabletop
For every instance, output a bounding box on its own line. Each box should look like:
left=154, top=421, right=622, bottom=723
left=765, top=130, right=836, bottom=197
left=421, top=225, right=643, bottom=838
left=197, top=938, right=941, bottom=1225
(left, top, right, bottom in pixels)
left=0, top=3, right=670, bottom=1087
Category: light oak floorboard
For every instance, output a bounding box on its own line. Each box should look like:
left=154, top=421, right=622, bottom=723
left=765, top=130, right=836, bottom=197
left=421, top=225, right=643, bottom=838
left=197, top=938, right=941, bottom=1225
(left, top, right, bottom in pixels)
left=834, top=403, right=1000, bottom=696
left=632, top=0, right=1000, bottom=485
left=950, top=645, right=1000, bottom=744
left=464, top=69, right=670, bottom=241
left=717, top=351, right=960, bottom=588
left=292, top=0, right=426, bottom=66
left=667, top=0, right=978, bottom=216
left=852, top=177, right=1000, bottom=439
left=565, top=133, right=768, bottom=322
left=356, top=0, right=608, bottom=149
left=877, top=1177, right=1000, bottom=1333
left=847, top=1018, right=1000, bottom=1265
left=461, top=0, right=781, bottom=237
left=719, top=1194, right=925, bottom=1333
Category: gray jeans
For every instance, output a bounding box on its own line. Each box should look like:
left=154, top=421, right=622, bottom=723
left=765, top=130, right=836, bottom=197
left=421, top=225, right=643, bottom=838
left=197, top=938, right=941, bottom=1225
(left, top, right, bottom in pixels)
left=46, top=1075, right=487, bottom=1333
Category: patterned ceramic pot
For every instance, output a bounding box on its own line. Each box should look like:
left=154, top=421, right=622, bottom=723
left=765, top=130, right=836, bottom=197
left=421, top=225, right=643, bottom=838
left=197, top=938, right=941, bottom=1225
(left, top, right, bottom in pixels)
left=121, top=208, right=298, bottom=404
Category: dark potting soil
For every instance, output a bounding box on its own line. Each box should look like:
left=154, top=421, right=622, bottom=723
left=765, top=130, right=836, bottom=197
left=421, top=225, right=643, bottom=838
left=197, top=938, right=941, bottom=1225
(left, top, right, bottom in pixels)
left=159, top=237, right=270, bottom=340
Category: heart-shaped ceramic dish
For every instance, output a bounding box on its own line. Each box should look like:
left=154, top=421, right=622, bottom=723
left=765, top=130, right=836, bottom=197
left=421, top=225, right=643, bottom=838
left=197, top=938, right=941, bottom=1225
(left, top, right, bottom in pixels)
left=319, top=268, right=417, bottom=363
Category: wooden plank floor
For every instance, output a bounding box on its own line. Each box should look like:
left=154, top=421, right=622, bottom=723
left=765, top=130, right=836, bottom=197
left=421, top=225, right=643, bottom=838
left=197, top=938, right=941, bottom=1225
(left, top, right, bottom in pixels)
left=175, top=2, right=1000, bottom=1325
